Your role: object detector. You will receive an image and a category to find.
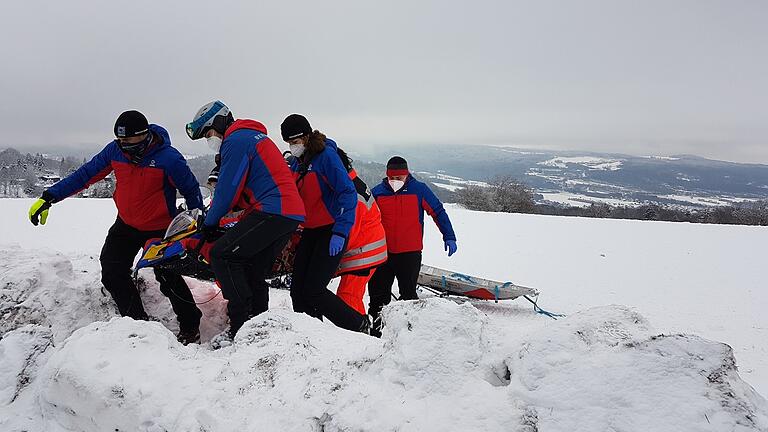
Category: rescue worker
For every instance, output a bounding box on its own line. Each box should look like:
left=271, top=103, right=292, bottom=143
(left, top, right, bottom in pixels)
left=28, top=110, right=205, bottom=344
left=187, top=101, right=305, bottom=338
left=334, top=148, right=387, bottom=315
left=368, top=156, right=457, bottom=336
left=281, top=113, right=369, bottom=333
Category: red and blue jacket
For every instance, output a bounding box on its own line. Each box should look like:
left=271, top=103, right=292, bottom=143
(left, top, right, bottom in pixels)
left=45, top=124, right=203, bottom=231
left=289, top=138, right=357, bottom=238
left=204, top=119, right=305, bottom=227
left=371, top=174, right=456, bottom=254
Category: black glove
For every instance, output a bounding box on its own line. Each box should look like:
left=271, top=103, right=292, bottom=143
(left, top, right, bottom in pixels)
left=201, top=224, right=222, bottom=243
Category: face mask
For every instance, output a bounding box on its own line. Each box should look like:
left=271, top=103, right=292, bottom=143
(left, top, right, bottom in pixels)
left=118, top=134, right=152, bottom=163
left=389, top=179, right=405, bottom=192
left=290, top=143, right=305, bottom=158
left=207, top=136, right=222, bottom=153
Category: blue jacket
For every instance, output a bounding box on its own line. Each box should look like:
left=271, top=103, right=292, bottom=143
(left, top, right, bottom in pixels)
left=289, top=138, right=357, bottom=237
left=46, top=124, right=203, bottom=231
left=372, top=174, right=456, bottom=253
left=204, top=119, right=305, bottom=227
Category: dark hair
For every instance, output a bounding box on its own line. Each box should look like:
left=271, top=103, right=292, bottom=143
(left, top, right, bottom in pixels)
left=304, top=130, right=327, bottom=158
left=336, top=147, right=354, bottom=172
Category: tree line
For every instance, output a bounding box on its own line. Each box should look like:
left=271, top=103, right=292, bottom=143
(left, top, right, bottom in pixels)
left=456, top=175, right=768, bottom=226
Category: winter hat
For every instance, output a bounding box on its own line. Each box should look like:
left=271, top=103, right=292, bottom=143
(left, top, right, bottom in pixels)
left=386, top=156, right=409, bottom=177
left=281, top=114, right=312, bottom=141
left=114, top=110, right=149, bottom=138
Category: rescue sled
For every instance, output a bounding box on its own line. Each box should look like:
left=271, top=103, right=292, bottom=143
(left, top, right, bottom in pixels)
left=417, top=264, right=538, bottom=302
left=416, top=265, right=562, bottom=318
left=133, top=208, right=297, bottom=283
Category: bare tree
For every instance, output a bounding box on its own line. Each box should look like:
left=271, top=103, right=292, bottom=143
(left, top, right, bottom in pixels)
left=456, top=184, right=495, bottom=211
left=457, top=175, right=534, bottom=214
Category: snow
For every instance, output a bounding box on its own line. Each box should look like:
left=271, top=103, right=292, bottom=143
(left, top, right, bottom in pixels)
left=660, top=194, right=760, bottom=207
left=539, top=191, right=641, bottom=208
left=645, top=155, right=682, bottom=161
left=431, top=182, right=463, bottom=192
left=415, top=171, right=489, bottom=188
left=1, top=198, right=768, bottom=431
left=539, top=156, right=624, bottom=171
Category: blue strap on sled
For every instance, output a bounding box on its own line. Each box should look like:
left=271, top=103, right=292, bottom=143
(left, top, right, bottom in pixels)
left=500, top=282, right=565, bottom=320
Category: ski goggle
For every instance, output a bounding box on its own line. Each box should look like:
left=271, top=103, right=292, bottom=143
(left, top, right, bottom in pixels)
left=185, top=122, right=201, bottom=140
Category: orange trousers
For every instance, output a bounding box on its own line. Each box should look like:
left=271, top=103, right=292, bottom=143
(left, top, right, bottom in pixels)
left=336, top=273, right=372, bottom=315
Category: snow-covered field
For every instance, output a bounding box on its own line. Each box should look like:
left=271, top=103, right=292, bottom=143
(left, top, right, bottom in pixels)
left=659, top=194, right=761, bottom=208
left=1, top=198, right=767, bottom=431
left=539, top=191, right=642, bottom=208
left=539, top=156, right=624, bottom=171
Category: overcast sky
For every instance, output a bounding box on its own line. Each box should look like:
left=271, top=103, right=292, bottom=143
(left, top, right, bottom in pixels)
left=1, top=1, right=766, bottom=163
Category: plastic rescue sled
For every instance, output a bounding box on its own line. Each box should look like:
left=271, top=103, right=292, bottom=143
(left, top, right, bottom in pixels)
left=417, top=264, right=538, bottom=302
left=134, top=208, right=216, bottom=281
left=133, top=208, right=297, bottom=283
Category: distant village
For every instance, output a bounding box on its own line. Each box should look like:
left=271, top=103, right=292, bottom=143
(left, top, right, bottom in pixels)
left=0, top=148, right=115, bottom=198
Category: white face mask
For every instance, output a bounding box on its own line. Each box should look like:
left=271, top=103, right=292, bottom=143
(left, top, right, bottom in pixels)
left=207, top=136, right=222, bottom=153
left=389, top=179, right=405, bottom=192
left=290, top=143, right=305, bottom=158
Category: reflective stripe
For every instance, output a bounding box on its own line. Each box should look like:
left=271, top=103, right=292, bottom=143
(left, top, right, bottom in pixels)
left=338, top=250, right=388, bottom=271
left=357, top=192, right=375, bottom=209
left=342, top=238, right=386, bottom=258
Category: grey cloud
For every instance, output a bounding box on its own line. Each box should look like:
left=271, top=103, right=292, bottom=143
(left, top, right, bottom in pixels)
left=1, top=1, right=766, bottom=163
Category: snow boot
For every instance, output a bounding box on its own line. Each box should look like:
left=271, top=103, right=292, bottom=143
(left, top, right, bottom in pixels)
left=176, top=326, right=200, bottom=345
left=358, top=314, right=372, bottom=335
left=370, top=315, right=382, bottom=338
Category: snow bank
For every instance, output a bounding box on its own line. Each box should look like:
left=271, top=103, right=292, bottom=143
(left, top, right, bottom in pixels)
left=3, top=299, right=766, bottom=431
left=2, top=198, right=768, bottom=430
left=504, top=306, right=767, bottom=431
left=0, top=245, right=114, bottom=343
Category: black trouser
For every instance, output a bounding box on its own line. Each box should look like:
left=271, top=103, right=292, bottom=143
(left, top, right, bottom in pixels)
left=100, top=217, right=202, bottom=329
left=290, top=226, right=366, bottom=331
left=210, top=211, right=299, bottom=334
left=367, top=251, right=422, bottom=322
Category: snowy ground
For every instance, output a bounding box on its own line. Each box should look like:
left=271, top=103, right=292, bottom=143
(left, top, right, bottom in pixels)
left=1, top=198, right=767, bottom=431
left=539, top=156, right=624, bottom=171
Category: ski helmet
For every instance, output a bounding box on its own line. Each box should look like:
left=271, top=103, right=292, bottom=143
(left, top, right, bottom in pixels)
left=186, top=100, right=233, bottom=140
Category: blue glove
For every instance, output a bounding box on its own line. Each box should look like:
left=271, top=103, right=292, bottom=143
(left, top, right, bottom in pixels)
left=445, top=240, right=457, bottom=257
left=329, top=234, right=345, bottom=256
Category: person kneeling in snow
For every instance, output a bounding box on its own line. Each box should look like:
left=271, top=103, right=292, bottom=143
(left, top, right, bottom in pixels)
left=368, top=156, right=457, bottom=337
left=187, top=101, right=305, bottom=339
left=28, top=110, right=205, bottom=345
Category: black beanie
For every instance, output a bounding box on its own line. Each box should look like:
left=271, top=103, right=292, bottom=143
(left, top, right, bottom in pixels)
left=281, top=114, right=312, bottom=141
left=387, top=156, right=409, bottom=170
left=114, top=110, right=149, bottom=138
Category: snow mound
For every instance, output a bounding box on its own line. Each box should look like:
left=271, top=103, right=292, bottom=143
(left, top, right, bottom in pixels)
left=0, top=244, right=229, bottom=344
left=0, top=325, right=54, bottom=406
left=505, top=306, right=768, bottom=431
left=0, top=245, right=114, bottom=343
left=2, top=298, right=767, bottom=431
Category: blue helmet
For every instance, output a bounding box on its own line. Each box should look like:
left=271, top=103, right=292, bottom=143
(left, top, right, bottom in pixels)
left=186, top=100, right=233, bottom=140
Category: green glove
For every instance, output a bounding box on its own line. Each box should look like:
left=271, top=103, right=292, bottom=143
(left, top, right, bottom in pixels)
left=29, top=198, right=52, bottom=226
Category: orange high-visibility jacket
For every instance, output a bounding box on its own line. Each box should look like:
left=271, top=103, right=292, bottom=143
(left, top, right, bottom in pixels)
left=336, top=169, right=388, bottom=275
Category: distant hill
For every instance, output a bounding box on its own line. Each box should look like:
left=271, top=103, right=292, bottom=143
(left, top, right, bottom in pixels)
left=355, top=145, right=768, bottom=208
